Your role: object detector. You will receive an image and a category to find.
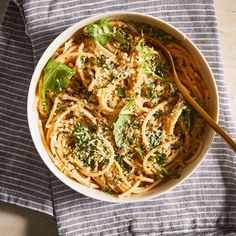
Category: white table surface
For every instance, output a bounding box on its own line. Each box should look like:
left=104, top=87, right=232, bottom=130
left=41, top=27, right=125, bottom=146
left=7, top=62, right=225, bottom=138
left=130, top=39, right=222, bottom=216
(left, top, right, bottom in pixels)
left=215, top=0, right=236, bottom=122
left=0, top=0, right=235, bottom=235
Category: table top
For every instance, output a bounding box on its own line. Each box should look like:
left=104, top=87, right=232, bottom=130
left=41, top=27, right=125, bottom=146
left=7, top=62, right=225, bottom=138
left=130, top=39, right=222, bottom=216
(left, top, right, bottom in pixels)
left=215, top=0, right=236, bottom=122
left=0, top=0, right=235, bottom=235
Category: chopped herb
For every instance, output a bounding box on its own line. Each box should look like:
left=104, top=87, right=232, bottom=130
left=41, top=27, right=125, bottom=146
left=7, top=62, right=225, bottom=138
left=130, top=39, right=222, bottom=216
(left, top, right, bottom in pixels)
left=154, top=153, right=168, bottom=166
left=105, top=188, right=113, bottom=195
left=72, top=122, right=110, bottom=170
left=113, top=177, right=123, bottom=183
left=115, top=155, right=131, bottom=174
left=90, top=159, right=96, bottom=170
left=113, top=100, right=135, bottom=148
left=63, top=153, right=71, bottom=159
left=183, top=97, right=202, bottom=131
left=72, top=123, right=91, bottom=146
left=41, top=58, right=74, bottom=113
left=132, top=121, right=139, bottom=129
left=156, top=165, right=180, bottom=180
left=136, top=38, right=164, bottom=80
left=109, top=73, right=116, bottom=83
left=183, top=103, right=194, bottom=131
left=115, top=156, right=124, bottom=162
left=84, top=19, right=129, bottom=50
left=96, top=85, right=107, bottom=89
left=155, top=64, right=164, bottom=78
left=156, top=172, right=162, bottom=180
left=134, top=147, right=146, bottom=157
left=113, top=30, right=126, bottom=44
left=81, top=56, right=88, bottom=64
left=83, top=161, right=90, bottom=168
left=169, top=83, right=177, bottom=95
left=154, top=111, right=162, bottom=118
left=93, top=58, right=99, bottom=65
left=117, top=88, right=125, bottom=98
left=147, top=83, right=157, bottom=99
left=84, top=19, right=112, bottom=45
left=147, top=83, right=155, bottom=90
left=137, top=22, right=180, bottom=45
left=161, top=168, right=180, bottom=179
left=90, top=124, right=98, bottom=131
left=136, top=38, right=145, bottom=55
left=113, top=29, right=130, bottom=52
left=73, top=123, right=88, bottom=132
left=149, top=132, right=161, bottom=148
left=99, top=158, right=109, bottom=164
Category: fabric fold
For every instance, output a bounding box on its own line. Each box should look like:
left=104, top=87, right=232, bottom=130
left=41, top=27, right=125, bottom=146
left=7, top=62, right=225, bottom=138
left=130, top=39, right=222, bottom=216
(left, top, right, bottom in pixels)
left=0, top=0, right=53, bottom=216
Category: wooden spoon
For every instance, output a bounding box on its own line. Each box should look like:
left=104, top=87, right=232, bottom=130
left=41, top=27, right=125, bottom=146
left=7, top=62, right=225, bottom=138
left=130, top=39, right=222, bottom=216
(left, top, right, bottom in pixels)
left=145, top=36, right=236, bottom=152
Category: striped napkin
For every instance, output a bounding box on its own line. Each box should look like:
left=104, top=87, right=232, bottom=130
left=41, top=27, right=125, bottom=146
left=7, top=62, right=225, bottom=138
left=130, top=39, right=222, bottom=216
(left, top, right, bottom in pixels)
left=0, top=0, right=236, bottom=235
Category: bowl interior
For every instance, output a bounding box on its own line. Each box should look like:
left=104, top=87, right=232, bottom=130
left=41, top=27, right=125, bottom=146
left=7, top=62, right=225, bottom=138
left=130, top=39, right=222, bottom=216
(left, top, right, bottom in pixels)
left=27, top=12, right=218, bottom=203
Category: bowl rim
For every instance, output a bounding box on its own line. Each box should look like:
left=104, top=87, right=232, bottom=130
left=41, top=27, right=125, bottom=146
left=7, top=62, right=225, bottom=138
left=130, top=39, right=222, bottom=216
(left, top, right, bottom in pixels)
left=27, top=11, right=219, bottom=203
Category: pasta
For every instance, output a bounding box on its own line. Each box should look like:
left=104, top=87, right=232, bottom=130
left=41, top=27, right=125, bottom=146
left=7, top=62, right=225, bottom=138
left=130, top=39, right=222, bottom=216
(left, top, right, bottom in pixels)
left=36, top=19, right=208, bottom=198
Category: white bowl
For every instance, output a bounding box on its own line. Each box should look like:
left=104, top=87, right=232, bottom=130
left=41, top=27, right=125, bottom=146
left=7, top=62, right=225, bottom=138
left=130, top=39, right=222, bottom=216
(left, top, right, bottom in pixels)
left=27, top=12, right=218, bottom=203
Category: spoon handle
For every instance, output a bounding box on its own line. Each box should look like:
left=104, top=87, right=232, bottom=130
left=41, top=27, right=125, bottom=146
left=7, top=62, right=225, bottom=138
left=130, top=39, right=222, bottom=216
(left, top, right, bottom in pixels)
left=180, top=84, right=236, bottom=152
left=146, top=36, right=236, bottom=152
left=172, top=64, right=236, bottom=152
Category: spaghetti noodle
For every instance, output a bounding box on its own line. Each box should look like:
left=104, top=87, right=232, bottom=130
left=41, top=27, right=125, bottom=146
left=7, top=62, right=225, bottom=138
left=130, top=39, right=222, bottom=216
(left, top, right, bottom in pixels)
left=36, top=19, right=208, bottom=198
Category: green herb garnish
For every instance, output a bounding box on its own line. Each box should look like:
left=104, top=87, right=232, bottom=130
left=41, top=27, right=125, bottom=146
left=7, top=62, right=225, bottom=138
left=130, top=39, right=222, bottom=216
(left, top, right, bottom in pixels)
left=113, top=29, right=126, bottom=45
left=113, top=100, right=135, bottom=148
left=136, top=38, right=164, bottom=80
left=183, top=103, right=194, bottom=131
left=137, top=23, right=180, bottom=45
left=113, top=29, right=130, bottom=52
left=154, top=153, right=168, bottom=166
left=41, top=58, right=74, bottom=113
left=147, top=83, right=155, bottom=90
left=147, top=83, right=156, bottom=99
left=149, top=132, right=161, bottom=149
left=151, top=153, right=180, bottom=180
left=117, top=88, right=125, bottom=98
left=169, top=83, right=177, bottom=95
left=155, top=65, right=164, bottom=78
left=93, top=57, right=99, bottom=65
left=72, top=123, right=109, bottom=170
left=84, top=19, right=112, bottom=45
left=161, top=168, right=180, bottom=179
left=84, top=19, right=129, bottom=50
left=72, top=123, right=91, bottom=146
left=134, top=147, right=146, bottom=157
left=115, top=155, right=131, bottom=174
left=183, top=97, right=202, bottom=131
left=96, top=85, right=107, bottom=89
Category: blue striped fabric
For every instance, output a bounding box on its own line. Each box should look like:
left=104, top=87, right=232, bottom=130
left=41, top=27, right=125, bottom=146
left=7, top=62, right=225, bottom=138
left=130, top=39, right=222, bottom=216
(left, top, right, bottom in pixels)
left=0, top=0, right=53, bottom=215
left=0, top=0, right=236, bottom=235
